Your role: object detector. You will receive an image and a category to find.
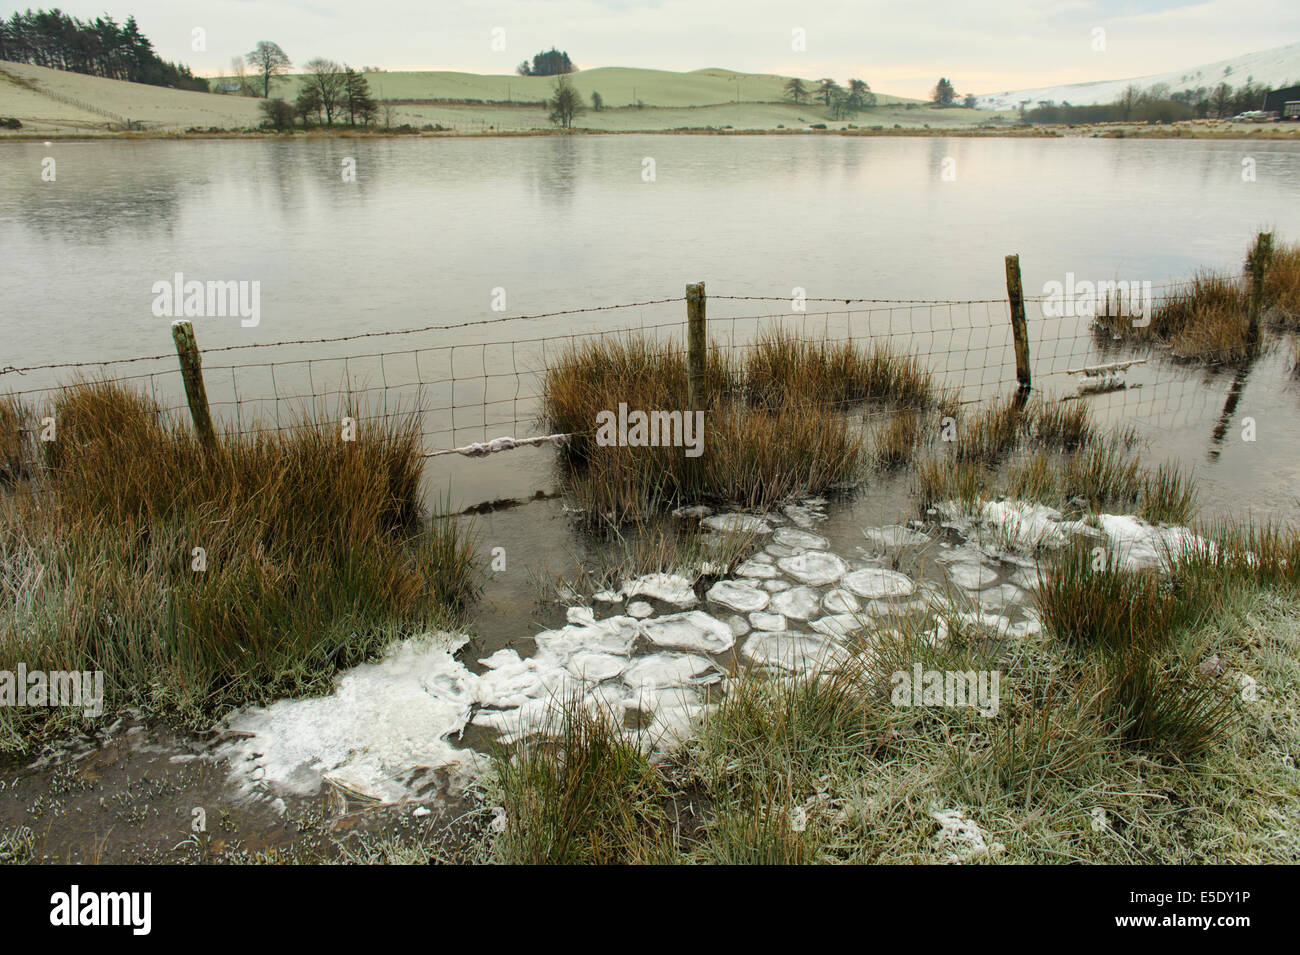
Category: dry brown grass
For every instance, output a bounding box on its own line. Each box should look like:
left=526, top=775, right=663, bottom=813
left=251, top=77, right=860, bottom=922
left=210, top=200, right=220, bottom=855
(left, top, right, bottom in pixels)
left=0, top=379, right=477, bottom=747
left=544, top=332, right=938, bottom=524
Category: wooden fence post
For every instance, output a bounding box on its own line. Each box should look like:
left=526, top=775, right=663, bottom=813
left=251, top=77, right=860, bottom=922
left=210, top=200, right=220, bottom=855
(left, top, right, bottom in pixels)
left=1004, top=254, right=1031, bottom=395
left=686, top=282, right=707, bottom=409
left=1246, top=231, right=1273, bottom=345
left=171, top=320, right=217, bottom=451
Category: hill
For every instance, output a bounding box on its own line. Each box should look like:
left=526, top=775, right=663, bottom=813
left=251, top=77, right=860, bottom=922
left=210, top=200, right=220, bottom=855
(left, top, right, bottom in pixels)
left=975, top=39, right=1300, bottom=109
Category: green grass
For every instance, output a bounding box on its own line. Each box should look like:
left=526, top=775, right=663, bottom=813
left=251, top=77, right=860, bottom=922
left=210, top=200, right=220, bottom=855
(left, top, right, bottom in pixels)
left=0, top=379, right=479, bottom=750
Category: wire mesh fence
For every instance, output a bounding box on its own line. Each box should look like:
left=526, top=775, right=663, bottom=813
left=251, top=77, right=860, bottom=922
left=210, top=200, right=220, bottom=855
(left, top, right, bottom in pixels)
left=0, top=272, right=1285, bottom=458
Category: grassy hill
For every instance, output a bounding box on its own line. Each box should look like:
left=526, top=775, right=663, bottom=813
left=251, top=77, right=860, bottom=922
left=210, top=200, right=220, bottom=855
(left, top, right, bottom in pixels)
left=3, top=60, right=1004, bottom=136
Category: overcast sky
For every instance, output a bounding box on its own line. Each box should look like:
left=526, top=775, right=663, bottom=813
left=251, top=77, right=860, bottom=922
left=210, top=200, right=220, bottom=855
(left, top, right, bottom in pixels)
left=21, top=0, right=1300, bottom=98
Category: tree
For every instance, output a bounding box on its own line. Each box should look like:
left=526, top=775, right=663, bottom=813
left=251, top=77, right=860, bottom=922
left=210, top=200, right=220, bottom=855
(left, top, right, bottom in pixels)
left=1118, top=84, right=1140, bottom=120
left=246, top=41, right=291, bottom=98
left=258, top=97, right=295, bottom=131
left=522, top=48, right=576, bottom=77
left=931, top=78, right=956, bottom=106
left=343, top=67, right=378, bottom=125
left=0, top=8, right=206, bottom=90
left=830, top=89, right=856, bottom=120
left=847, top=78, right=875, bottom=109
left=783, top=77, right=809, bottom=104
left=817, top=78, right=842, bottom=106
left=963, top=94, right=977, bottom=109
left=228, top=56, right=251, bottom=94
left=591, top=90, right=603, bottom=111
left=295, top=86, right=322, bottom=128
left=304, top=58, right=346, bottom=125
left=1210, top=82, right=1232, bottom=118
left=548, top=76, right=583, bottom=128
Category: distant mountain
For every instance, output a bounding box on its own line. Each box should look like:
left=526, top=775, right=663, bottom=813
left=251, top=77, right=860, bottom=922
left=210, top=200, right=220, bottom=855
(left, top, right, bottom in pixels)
left=975, top=40, right=1300, bottom=110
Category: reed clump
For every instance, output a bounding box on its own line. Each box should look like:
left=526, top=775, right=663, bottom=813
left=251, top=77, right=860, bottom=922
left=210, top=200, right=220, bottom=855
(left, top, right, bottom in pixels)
left=1094, top=233, right=1300, bottom=364
left=544, top=332, right=940, bottom=525
left=1037, top=542, right=1237, bottom=758
left=0, top=379, right=477, bottom=749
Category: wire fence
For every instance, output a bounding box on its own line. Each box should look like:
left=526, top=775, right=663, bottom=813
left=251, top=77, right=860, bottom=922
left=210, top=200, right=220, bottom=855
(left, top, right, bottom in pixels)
left=0, top=273, right=1286, bottom=459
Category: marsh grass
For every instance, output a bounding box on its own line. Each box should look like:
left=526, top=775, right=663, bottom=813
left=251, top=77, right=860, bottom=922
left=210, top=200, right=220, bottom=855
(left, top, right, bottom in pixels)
left=485, top=531, right=1300, bottom=863
left=0, top=379, right=478, bottom=749
left=1037, top=541, right=1236, bottom=757
left=0, top=395, right=35, bottom=485
left=916, top=396, right=1195, bottom=525
left=1095, top=234, right=1300, bottom=363
left=492, top=700, right=678, bottom=864
left=544, top=332, right=940, bottom=525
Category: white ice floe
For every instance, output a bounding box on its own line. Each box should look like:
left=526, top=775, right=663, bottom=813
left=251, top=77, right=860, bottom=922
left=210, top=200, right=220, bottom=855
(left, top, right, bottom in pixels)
left=219, top=633, right=487, bottom=803
left=741, top=632, right=849, bottom=673
left=777, top=551, right=849, bottom=587
left=861, top=524, right=930, bottom=550
left=623, top=653, right=721, bottom=690
left=932, top=807, right=1005, bottom=863
left=809, top=613, right=862, bottom=639
left=725, top=614, right=751, bottom=637
left=942, top=560, right=999, bottom=591
left=621, top=573, right=699, bottom=607
left=770, top=585, right=823, bottom=621
left=764, top=579, right=792, bottom=592
left=627, top=601, right=654, bottom=619
left=707, top=579, right=770, bottom=613
left=640, top=611, right=736, bottom=653
left=703, top=513, right=773, bottom=535
left=566, top=606, right=596, bottom=626
left=475, top=647, right=578, bottom=709
left=1095, top=514, right=1211, bottom=571
left=773, top=527, right=829, bottom=551
left=977, top=583, right=1027, bottom=612
left=533, top=614, right=641, bottom=659
left=978, top=500, right=1079, bottom=550
left=565, top=651, right=629, bottom=682
left=734, top=558, right=782, bottom=579
left=749, top=611, right=788, bottom=631
left=840, top=568, right=916, bottom=599
left=822, top=588, right=861, bottom=614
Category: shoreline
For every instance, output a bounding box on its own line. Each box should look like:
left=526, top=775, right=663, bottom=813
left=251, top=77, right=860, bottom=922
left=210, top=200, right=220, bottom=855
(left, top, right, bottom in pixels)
left=5, top=122, right=1300, bottom=143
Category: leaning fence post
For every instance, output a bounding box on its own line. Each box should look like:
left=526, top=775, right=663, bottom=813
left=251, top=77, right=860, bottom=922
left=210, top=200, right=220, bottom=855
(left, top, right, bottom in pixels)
left=171, top=320, right=217, bottom=451
left=1246, top=231, right=1273, bottom=344
left=686, top=282, right=707, bottom=409
left=1004, top=254, right=1031, bottom=395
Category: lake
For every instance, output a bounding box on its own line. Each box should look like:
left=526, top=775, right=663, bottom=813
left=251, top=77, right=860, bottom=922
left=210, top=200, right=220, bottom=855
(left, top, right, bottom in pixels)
left=2, top=134, right=1299, bottom=519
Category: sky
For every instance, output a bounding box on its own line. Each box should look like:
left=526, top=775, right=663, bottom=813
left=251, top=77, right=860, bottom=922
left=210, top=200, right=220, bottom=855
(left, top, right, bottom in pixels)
left=12, top=0, right=1300, bottom=99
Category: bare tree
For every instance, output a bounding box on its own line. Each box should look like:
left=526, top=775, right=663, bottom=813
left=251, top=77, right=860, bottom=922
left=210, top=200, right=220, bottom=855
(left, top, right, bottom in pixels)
left=304, top=58, right=347, bottom=125
left=246, top=41, right=291, bottom=98
left=548, top=76, right=583, bottom=128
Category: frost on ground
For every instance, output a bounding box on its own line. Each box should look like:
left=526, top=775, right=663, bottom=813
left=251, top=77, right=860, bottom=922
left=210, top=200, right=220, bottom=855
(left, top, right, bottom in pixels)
left=931, top=807, right=1005, bottom=863
left=217, top=500, right=1200, bottom=805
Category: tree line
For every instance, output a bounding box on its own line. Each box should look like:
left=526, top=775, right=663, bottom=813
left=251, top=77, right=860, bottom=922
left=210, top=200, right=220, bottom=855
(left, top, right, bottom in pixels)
left=1022, top=78, right=1291, bottom=125
left=784, top=77, right=877, bottom=118
left=0, top=9, right=207, bottom=91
